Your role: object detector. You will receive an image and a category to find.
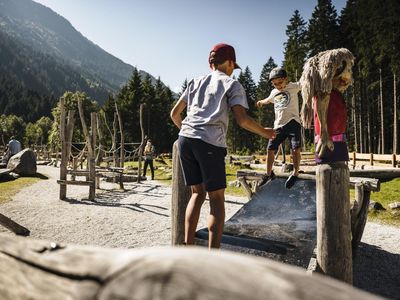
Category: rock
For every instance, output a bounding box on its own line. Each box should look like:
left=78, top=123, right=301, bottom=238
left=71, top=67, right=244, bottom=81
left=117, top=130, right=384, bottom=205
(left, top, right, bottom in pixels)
left=369, top=201, right=386, bottom=211
left=7, top=148, right=37, bottom=176
left=388, top=202, right=400, bottom=210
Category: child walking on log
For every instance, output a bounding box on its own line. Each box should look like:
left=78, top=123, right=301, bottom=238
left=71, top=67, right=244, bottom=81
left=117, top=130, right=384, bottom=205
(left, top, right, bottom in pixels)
left=170, top=43, right=275, bottom=249
left=256, top=67, right=302, bottom=189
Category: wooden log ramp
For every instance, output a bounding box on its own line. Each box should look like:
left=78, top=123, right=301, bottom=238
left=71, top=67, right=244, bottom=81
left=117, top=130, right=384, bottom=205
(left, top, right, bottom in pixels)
left=0, top=234, right=384, bottom=300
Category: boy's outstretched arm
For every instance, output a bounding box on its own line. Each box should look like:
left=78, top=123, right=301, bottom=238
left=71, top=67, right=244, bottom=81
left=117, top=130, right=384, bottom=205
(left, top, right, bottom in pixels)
left=232, top=105, right=276, bottom=139
left=256, top=98, right=271, bottom=108
left=170, top=99, right=187, bottom=129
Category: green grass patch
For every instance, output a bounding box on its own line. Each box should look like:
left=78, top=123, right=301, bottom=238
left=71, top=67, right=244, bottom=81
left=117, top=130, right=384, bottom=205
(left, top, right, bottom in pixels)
left=0, top=174, right=47, bottom=204
left=225, top=164, right=251, bottom=197
left=366, top=178, right=400, bottom=226
left=124, top=158, right=173, bottom=184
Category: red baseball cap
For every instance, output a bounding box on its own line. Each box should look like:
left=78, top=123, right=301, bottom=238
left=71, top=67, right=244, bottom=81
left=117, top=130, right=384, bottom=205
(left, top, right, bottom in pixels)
left=209, top=43, right=241, bottom=69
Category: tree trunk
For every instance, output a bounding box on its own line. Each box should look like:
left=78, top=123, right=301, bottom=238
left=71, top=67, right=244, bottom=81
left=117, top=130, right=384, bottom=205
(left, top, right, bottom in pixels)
left=394, top=72, right=398, bottom=154
left=359, top=78, right=364, bottom=153
left=352, top=89, right=357, bottom=152
left=379, top=68, right=385, bottom=154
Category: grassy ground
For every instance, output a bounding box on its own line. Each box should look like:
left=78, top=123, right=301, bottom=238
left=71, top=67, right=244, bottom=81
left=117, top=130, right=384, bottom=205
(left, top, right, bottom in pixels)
left=0, top=174, right=46, bottom=204
left=366, top=178, right=400, bottom=226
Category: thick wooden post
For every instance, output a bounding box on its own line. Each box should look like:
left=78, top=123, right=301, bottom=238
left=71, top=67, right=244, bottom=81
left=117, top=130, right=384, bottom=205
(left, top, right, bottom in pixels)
left=171, top=140, right=191, bottom=245
left=352, top=152, right=356, bottom=167
left=59, top=98, right=67, bottom=200
left=89, top=112, right=97, bottom=200
left=316, top=162, right=352, bottom=284
left=137, top=104, right=144, bottom=183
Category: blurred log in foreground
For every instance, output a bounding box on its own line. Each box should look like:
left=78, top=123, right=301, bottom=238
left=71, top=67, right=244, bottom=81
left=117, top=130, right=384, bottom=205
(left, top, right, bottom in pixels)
left=0, top=234, right=384, bottom=300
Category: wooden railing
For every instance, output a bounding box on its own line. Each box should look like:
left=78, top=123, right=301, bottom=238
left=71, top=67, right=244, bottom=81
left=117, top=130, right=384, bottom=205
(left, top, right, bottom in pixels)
left=351, top=152, right=399, bottom=167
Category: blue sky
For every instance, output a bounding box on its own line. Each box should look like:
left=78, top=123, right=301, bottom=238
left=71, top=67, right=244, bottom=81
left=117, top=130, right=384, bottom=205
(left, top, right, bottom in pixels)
left=33, top=0, right=346, bottom=93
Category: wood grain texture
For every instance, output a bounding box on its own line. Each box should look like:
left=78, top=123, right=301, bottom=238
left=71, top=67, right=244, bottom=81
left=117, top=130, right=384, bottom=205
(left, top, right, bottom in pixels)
left=0, top=234, right=384, bottom=300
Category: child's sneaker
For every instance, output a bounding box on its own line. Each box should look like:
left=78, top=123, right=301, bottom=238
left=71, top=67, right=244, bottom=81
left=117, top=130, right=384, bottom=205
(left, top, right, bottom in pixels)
left=285, top=174, right=298, bottom=189
left=259, top=171, right=276, bottom=188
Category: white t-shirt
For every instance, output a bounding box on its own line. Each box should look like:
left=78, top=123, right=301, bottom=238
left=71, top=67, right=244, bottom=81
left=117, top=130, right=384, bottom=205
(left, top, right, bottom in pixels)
left=266, top=82, right=301, bottom=129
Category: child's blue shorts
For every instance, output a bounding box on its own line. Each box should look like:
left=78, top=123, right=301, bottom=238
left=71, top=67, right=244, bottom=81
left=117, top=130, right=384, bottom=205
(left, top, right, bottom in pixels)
left=267, top=119, right=302, bottom=151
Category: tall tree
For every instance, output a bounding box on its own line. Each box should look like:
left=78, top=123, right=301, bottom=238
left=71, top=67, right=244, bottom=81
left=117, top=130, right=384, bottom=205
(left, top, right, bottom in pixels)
left=234, top=67, right=258, bottom=154
left=283, top=10, right=307, bottom=81
left=306, top=0, right=340, bottom=57
left=255, top=57, right=277, bottom=151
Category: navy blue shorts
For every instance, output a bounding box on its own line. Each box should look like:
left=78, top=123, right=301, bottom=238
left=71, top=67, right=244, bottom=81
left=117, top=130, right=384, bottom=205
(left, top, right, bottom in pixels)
left=178, top=136, right=227, bottom=192
left=267, top=119, right=301, bottom=151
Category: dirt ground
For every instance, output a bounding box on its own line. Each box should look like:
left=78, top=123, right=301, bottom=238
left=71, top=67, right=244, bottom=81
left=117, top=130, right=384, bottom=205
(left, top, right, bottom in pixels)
left=0, top=165, right=399, bottom=299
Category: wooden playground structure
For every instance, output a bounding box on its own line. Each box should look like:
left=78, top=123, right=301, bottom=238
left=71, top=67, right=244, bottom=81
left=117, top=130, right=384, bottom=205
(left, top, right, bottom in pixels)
left=56, top=97, right=146, bottom=201
left=171, top=141, right=381, bottom=284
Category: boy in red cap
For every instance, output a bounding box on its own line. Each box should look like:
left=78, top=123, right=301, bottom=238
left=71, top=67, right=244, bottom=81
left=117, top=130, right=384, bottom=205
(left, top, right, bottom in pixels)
left=170, top=43, right=275, bottom=249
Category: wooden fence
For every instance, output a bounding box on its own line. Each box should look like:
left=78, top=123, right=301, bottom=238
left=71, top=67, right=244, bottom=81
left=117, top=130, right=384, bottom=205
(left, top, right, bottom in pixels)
left=351, top=152, right=399, bottom=167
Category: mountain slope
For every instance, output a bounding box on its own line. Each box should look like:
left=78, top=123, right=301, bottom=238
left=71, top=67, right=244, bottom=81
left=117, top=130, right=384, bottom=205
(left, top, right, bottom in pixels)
left=0, top=0, right=159, bottom=98
left=0, top=29, right=111, bottom=121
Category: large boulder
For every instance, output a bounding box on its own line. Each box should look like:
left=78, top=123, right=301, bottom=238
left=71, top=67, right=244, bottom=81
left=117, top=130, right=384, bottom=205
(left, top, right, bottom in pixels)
left=7, top=148, right=37, bottom=175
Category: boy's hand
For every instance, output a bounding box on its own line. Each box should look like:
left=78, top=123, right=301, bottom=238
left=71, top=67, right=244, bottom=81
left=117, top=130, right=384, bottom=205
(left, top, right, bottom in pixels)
left=264, top=128, right=276, bottom=139
left=256, top=100, right=264, bottom=108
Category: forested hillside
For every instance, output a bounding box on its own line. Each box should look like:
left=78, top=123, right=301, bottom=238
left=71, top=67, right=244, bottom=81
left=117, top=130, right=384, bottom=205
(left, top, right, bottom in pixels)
left=0, top=30, right=109, bottom=121
left=0, top=0, right=138, bottom=90
left=0, top=0, right=163, bottom=120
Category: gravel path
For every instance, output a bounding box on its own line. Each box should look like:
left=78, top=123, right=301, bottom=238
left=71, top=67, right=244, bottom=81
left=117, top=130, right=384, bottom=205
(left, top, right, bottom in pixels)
left=0, top=165, right=399, bottom=299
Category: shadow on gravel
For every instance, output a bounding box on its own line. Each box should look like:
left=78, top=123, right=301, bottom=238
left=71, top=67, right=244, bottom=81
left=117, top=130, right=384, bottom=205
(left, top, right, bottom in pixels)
left=353, top=242, right=400, bottom=300
left=60, top=183, right=169, bottom=217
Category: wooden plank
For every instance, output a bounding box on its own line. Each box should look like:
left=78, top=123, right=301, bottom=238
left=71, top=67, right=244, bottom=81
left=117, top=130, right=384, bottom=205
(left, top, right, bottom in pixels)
left=373, top=154, right=395, bottom=161
left=237, top=169, right=380, bottom=192
left=349, top=177, right=380, bottom=192
left=354, top=153, right=371, bottom=160
left=0, top=213, right=30, bottom=236
left=57, top=180, right=94, bottom=186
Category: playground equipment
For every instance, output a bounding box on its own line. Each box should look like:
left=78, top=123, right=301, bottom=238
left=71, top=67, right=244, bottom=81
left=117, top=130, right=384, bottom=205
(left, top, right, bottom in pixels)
left=171, top=141, right=380, bottom=283
left=57, top=98, right=146, bottom=200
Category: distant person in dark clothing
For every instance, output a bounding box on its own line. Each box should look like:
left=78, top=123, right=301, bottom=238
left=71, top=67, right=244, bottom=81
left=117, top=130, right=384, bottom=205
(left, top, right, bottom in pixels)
left=143, top=139, right=155, bottom=180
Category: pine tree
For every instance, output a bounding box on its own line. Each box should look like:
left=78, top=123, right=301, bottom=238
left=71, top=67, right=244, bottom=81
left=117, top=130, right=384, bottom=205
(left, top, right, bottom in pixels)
left=235, top=67, right=257, bottom=154
left=283, top=10, right=307, bottom=81
left=307, top=0, right=340, bottom=57
left=255, top=57, right=277, bottom=151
